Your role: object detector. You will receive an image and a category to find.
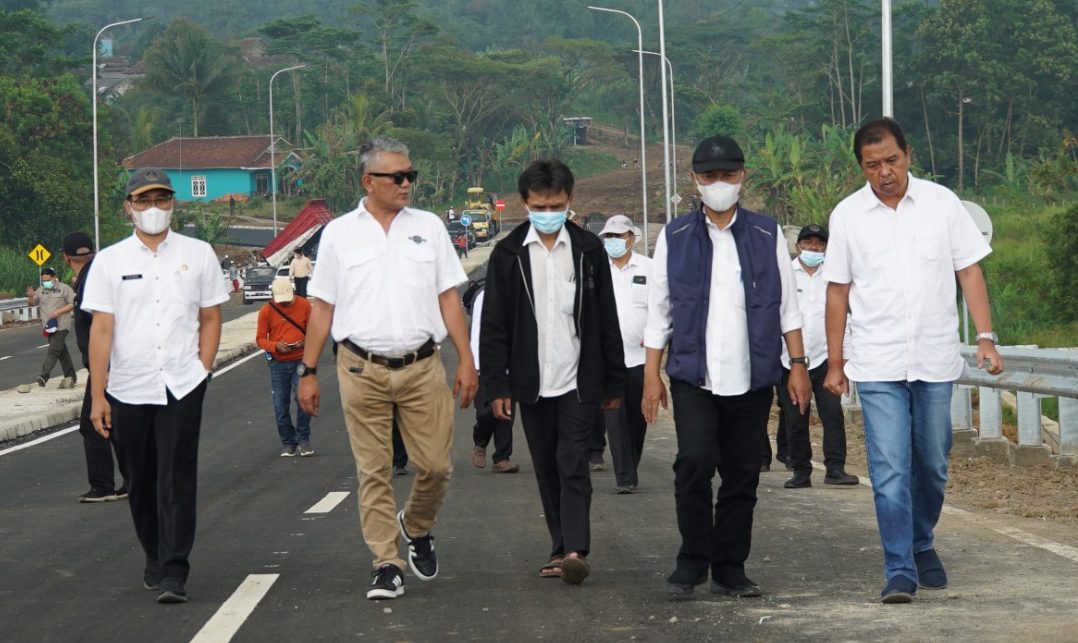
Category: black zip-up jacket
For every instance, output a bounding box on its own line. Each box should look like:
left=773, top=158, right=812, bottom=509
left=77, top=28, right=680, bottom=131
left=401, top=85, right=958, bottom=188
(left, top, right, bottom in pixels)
left=72, top=258, right=94, bottom=369
left=480, top=221, right=625, bottom=404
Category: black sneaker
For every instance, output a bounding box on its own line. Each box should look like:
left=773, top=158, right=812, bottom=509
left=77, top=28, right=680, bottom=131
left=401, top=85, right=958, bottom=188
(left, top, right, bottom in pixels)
left=114, top=485, right=129, bottom=500
left=880, top=574, right=917, bottom=603
left=666, top=568, right=708, bottom=597
left=367, top=563, right=404, bottom=600
left=711, top=575, right=763, bottom=597
left=157, top=577, right=187, bottom=604
left=79, top=488, right=117, bottom=503
left=397, top=510, right=438, bottom=580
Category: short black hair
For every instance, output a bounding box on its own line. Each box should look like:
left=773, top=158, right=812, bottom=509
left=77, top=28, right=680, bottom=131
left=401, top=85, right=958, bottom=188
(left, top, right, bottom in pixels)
left=518, top=159, right=575, bottom=201
left=41, top=268, right=56, bottom=277
left=854, top=117, right=909, bottom=162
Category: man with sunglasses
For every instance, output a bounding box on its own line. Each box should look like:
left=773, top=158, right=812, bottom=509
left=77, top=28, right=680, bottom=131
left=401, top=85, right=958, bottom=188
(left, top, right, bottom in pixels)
left=298, top=137, right=478, bottom=601
left=83, top=168, right=230, bottom=604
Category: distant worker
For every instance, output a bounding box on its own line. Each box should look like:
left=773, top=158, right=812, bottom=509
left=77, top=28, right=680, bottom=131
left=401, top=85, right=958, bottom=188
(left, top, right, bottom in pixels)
left=256, top=279, right=314, bottom=457
left=447, top=206, right=457, bottom=221
left=290, top=248, right=313, bottom=298
left=26, top=267, right=78, bottom=389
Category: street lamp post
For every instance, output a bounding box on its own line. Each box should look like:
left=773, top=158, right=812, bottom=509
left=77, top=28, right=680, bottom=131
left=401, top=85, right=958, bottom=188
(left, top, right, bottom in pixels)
left=588, top=6, right=648, bottom=251
left=635, top=50, right=677, bottom=217
left=882, top=0, right=893, bottom=117
left=657, top=0, right=672, bottom=222
left=269, top=64, right=307, bottom=236
left=92, top=17, right=143, bottom=250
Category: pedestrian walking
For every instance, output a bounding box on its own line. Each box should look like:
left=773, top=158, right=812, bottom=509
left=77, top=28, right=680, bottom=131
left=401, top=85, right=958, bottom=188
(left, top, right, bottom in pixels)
left=597, top=214, right=652, bottom=494
left=642, top=135, right=811, bottom=599
left=256, top=278, right=314, bottom=457
left=822, top=117, right=1004, bottom=603
left=83, top=167, right=230, bottom=604
left=776, top=224, right=859, bottom=489
left=465, top=282, right=518, bottom=473
left=64, top=232, right=128, bottom=503
left=289, top=248, right=313, bottom=297
left=480, top=159, right=626, bottom=585
left=297, top=136, right=477, bottom=601
left=26, top=267, right=78, bottom=388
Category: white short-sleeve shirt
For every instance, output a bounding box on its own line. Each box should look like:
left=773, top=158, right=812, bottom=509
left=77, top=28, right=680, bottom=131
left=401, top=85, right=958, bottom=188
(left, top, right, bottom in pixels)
left=81, top=231, right=230, bottom=405
left=822, top=176, right=991, bottom=382
left=307, top=199, right=467, bottom=355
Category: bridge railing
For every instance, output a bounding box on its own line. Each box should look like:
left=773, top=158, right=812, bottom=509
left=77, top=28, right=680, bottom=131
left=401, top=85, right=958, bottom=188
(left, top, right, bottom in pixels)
left=0, top=298, right=37, bottom=327
left=951, top=346, right=1078, bottom=466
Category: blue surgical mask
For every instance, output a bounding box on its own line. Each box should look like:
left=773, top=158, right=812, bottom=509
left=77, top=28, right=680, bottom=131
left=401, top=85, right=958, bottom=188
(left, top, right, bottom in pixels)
left=603, top=238, right=629, bottom=259
left=42, top=280, right=54, bottom=289
left=528, top=210, right=567, bottom=235
left=799, top=250, right=825, bottom=267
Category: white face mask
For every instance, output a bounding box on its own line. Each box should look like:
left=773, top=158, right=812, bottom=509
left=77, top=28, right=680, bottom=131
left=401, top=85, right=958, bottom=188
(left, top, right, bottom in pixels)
left=696, top=180, right=741, bottom=212
left=134, top=207, right=172, bottom=235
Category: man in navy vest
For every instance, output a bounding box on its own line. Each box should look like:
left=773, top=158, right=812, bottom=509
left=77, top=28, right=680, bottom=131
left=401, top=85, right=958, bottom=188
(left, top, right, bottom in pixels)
left=643, top=135, right=812, bottom=598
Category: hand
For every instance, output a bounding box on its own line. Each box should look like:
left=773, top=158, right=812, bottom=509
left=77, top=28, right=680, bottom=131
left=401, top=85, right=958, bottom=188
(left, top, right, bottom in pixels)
left=642, top=371, right=667, bottom=424
left=25, top=286, right=34, bottom=298
left=492, top=398, right=513, bottom=421
left=298, top=375, right=321, bottom=417
left=453, top=361, right=479, bottom=409
left=977, top=342, right=1004, bottom=375
left=275, top=341, right=293, bottom=354
left=787, top=365, right=812, bottom=414
left=823, top=362, right=849, bottom=397
left=601, top=397, right=621, bottom=411
left=90, top=395, right=111, bottom=439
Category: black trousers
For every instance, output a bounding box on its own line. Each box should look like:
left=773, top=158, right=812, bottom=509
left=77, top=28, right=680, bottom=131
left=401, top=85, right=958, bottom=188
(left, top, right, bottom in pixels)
left=605, top=365, right=646, bottom=487
left=110, top=379, right=208, bottom=584
left=775, top=364, right=847, bottom=474
left=519, top=391, right=598, bottom=558
left=670, top=380, right=772, bottom=582
left=588, top=406, right=607, bottom=461
left=293, top=276, right=309, bottom=298
left=80, top=374, right=127, bottom=493
left=472, top=376, right=513, bottom=463
left=762, top=390, right=789, bottom=465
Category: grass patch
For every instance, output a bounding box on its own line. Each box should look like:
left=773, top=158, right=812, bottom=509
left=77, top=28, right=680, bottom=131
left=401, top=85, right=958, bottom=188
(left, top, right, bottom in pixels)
left=561, top=147, right=626, bottom=180
left=0, top=246, right=53, bottom=298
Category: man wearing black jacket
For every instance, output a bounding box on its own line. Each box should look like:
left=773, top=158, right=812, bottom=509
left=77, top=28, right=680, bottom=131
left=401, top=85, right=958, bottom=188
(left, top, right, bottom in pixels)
left=480, top=159, right=625, bottom=585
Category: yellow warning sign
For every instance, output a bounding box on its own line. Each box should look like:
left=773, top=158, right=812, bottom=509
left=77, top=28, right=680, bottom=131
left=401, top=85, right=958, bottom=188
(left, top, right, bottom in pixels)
left=28, top=244, right=51, bottom=266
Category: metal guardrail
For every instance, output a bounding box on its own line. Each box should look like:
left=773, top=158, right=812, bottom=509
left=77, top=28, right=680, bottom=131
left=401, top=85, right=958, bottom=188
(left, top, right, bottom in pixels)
left=953, top=346, right=1078, bottom=460
left=0, top=298, right=37, bottom=327
left=0, top=297, right=29, bottom=312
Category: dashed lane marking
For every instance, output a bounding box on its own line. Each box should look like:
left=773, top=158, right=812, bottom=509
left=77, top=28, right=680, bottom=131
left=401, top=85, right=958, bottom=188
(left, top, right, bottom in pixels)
left=0, top=355, right=11, bottom=361
left=36, top=344, right=48, bottom=349
left=304, top=491, right=350, bottom=514
left=190, top=573, right=279, bottom=643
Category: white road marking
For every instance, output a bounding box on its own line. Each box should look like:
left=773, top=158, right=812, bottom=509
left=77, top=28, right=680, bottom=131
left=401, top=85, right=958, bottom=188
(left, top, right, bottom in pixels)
left=0, top=350, right=265, bottom=458
left=36, top=344, right=48, bottom=349
left=0, top=355, right=11, bottom=361
left=304, top=491, right=350, bottom=514
left=190, top=573, right=279, bottom=643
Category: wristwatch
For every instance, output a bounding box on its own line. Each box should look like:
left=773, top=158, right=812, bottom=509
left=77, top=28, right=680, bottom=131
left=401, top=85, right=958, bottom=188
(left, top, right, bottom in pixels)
left=975, top=331, right=999, bottom=345
left=790, top=356, right=809, bottom=367
left=297, top=363, right=318, bottom=377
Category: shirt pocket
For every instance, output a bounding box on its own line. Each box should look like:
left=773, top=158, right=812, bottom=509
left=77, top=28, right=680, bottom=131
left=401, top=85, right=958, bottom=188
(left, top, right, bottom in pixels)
left=558, top=279, right=577, bottom=316
left=399, top=243, right=436, bottom=290
left=341, top=247, right=380, bottom=276
left=631, top=281, right=648, bottom=307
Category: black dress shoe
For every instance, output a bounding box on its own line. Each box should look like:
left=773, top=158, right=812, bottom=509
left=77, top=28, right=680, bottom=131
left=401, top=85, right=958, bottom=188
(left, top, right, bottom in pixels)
left=711, top=575, right=762, bottom=597
left=759, top=462, right=771, bottom=472
left=666, top=568, right=707, bottom=597
left=784, top=472, right=812, bottom=488
left=824, top=470, right=859, bottom=485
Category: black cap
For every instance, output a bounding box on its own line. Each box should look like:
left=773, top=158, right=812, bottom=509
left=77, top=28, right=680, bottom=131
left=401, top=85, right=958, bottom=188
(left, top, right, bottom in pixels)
left=692, top=135, right=745, bottom=173
left=41, top=267, right=56, bottom=276
left=125, top=168, right=174, bottom=198
left=62, top=232, right=95, bottom=257
left=797, top=224, right=828, bottom=242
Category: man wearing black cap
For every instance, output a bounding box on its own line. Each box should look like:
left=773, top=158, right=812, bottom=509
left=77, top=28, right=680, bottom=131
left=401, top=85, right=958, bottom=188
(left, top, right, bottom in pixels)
left=63, top=232, right=129, bottom=503
left=775, top=224, right=858, bottom=489
left=83, top=167, right=230, bottom=604
left=25, top=267, right=78, bottom=389
left=642, top=134, right=811, bottom=598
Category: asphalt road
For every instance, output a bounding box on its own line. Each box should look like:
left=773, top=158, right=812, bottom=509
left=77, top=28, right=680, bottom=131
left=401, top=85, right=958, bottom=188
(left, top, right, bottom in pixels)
left=0, top=295, right=253, bottom=390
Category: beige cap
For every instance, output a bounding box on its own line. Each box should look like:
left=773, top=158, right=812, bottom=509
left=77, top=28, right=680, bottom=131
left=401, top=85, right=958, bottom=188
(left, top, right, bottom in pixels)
left=271, top=278, right=294, bottom=303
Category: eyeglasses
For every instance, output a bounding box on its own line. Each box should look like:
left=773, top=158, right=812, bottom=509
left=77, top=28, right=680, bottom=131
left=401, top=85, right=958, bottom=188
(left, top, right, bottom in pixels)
left=128, top=195, right=174, bottom=210
left=367, top=170, right=418, bottom=185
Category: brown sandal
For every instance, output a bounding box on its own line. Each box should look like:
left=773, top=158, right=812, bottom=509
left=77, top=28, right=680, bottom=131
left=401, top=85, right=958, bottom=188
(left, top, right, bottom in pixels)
left=539, top=557, right=563, bottom=578
left=560, top=553, right=591, bottom=585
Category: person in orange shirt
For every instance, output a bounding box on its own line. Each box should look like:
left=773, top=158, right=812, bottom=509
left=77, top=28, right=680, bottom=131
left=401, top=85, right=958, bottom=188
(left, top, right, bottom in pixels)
left=257, top=279, right=314, bottom=456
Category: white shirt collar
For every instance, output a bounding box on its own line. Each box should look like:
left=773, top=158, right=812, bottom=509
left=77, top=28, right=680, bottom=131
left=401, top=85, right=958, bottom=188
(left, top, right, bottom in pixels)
left=704, top=211, right=738, bottom=231
left=860, top=174, right=922, bottom=211
left=523, top=223, right=571, bottom=249
left=610, top=249, right=642, bottom=271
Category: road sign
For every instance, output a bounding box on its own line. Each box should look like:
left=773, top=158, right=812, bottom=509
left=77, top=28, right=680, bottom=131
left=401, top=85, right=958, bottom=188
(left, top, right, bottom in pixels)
left=671, top=193, right=682, bottom=205
left=28, top=244, right=51, bottom=266
left=460, top=214, right=472, bottom=227
left=495, top=200, right=506, bottom=212
left=961, top=200, right=993, bottom=244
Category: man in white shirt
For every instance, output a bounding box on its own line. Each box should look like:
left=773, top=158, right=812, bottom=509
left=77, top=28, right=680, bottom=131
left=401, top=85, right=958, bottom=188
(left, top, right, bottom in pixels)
left=597, top=214, right=652, bottom=494
left=289, top=248, right=313, bottom=297
left=642, top=135, right=811, bottom=599
left=481, top=159, right=625, bottom=586
left=84, top=168, right=229, bottom=604
left=297, top=137, right=478, bottom=601
left=822, top=117, right=1004, bottom=604
left=777, top=224, right=859, bottom=489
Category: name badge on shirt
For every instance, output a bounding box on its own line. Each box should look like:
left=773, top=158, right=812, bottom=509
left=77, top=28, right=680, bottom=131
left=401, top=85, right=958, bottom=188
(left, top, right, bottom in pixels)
left=632, top=275, right=647, bottom=285
left=121, top=274, right=143, bottom=281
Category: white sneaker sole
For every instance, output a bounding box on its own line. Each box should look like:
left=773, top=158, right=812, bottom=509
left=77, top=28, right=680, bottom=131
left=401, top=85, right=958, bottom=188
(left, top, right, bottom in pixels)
left=366, top=586, right=404, bottom=600
left=397, top=510, right=438, bottom=581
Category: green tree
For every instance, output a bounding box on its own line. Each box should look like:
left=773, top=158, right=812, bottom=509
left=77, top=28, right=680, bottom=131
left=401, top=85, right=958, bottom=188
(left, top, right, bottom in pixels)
left=693, top=104, right=745, bottom=141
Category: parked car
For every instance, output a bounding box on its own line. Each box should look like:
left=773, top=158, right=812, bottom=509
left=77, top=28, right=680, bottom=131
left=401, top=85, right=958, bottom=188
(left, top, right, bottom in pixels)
left=448, top=220, right=476, bottom=249
left=242, top=266, right=277, bottom=305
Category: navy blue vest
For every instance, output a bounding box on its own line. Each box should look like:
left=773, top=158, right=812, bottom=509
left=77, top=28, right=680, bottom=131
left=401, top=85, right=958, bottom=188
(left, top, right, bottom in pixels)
left=665, top=207, right=783, bottom=392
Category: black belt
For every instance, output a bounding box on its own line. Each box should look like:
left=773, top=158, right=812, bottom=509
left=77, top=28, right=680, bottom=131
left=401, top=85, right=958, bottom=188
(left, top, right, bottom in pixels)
left=341, top=338, right=436, bottom=370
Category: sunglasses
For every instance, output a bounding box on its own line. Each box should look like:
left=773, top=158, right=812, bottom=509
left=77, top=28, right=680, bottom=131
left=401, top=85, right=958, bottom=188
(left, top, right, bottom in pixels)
left=367, top=170, right=418, bottom=185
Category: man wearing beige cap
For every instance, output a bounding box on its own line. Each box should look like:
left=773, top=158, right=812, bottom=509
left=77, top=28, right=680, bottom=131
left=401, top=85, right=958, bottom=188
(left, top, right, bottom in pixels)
left=597, top=214, right=652, bottom=494
left=83, top=167, right=230, bottom=604
left=256, top=278, right=313, bottom=456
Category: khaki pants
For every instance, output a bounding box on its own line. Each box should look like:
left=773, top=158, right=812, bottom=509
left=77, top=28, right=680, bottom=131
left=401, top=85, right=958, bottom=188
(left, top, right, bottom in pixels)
left=337, top=345, right=455, bottom=570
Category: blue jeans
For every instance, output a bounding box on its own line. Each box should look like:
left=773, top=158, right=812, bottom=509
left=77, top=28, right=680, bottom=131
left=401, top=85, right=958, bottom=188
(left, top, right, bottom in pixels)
left=857, top=381, right=953, bottom=582
left=269, top=358, right=311, bottom=445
